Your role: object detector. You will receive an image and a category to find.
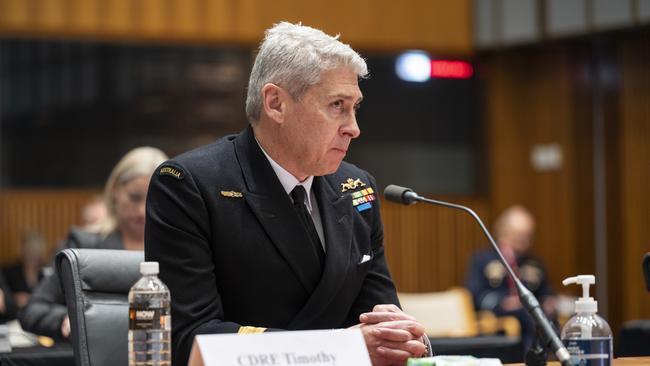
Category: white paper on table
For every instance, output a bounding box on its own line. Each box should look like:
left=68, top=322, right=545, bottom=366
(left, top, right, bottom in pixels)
left=195, top=328, right=371, bottom=366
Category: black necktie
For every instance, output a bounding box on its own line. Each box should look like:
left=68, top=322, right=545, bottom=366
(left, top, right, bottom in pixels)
left=290, top=186, right=325, bottom=270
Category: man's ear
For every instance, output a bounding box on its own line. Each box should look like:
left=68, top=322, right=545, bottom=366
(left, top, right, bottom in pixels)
left=261, top=83, right=287, bottom=124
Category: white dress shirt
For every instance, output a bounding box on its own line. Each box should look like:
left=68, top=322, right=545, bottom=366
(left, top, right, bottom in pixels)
left=256, top=142, right=326, bottom=250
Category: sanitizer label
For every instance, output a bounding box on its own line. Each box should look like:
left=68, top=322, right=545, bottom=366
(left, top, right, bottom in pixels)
left=563, top=338, right=611, bottom=366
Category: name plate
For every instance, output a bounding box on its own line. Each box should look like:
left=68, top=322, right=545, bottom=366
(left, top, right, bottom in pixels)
left=195, top=329, right=371, bottom=366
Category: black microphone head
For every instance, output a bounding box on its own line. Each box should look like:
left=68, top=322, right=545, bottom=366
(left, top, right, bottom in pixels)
left=383, top=185, right=418, bottom=205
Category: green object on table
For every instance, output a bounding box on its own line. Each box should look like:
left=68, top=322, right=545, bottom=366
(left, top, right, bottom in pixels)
left=407, top=355, right=480, bottom=366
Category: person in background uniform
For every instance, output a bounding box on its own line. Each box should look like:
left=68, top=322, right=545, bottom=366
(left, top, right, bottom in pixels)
left=79, top=194, right=108, bottom=232
left=145, top=22, right=431, bottom=366
left=2, top=231, right=46, bottom=309
left=18, top=147, right=167, bottom=339
left=50, top=194, right=109, bottom=259
left=465, top=205, right=557, bottom=351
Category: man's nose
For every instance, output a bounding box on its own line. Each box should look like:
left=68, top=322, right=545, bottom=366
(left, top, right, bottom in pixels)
left=342, top=113, right=361, bottom=139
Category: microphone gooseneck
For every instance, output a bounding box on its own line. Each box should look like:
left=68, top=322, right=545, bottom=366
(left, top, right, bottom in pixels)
left=383, top=184, right=572, bottom=366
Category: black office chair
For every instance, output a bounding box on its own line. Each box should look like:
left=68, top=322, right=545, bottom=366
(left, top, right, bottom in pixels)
left=617, top=252, right=650, bottom=357
left=56, top=248, right=143, bottom=366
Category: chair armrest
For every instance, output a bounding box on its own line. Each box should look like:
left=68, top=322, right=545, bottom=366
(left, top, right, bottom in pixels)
left=477, top=310, right=521, bottom=337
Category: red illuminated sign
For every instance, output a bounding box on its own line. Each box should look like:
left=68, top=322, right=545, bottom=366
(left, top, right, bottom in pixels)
left=430, top=60, right=473, bottom=79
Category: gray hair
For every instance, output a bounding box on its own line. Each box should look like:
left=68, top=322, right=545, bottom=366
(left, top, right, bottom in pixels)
left=245, top=21, right=368, bottom=123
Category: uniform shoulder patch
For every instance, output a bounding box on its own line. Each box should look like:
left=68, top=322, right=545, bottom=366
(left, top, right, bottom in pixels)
left=158, top=165, right=184, bottom=180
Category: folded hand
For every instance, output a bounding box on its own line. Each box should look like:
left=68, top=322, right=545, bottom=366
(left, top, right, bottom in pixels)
left=355, top=304, right=428, bottom=366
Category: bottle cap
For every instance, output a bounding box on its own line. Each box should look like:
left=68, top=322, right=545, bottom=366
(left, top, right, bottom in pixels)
left=140, top=261, right=159, bottom=275
left=562, top=274, right=597, bottom=313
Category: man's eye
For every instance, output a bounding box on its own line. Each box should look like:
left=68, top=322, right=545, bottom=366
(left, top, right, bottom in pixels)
left=354, top=103, right=361, bottom=112
left=332, top=100, right=344, bottom=109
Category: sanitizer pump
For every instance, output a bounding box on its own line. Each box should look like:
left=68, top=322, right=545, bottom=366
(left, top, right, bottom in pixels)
left=560, top=275, right=613, bottom=366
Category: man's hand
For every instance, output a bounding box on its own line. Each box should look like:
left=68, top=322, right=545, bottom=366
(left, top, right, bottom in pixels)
left=356, top=304, right=428, bottom=366
left=542, top=296, right=557, bottom=316
left=499, top=294, right=522, bottom=312
left=14, top=292, right=30, bottom=308
left=61, top=315, right=71, bottom=338
left=360, top=304, right=416, bottom=323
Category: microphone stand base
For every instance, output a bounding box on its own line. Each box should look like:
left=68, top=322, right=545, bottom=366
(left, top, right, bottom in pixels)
left=524, top=345, right=547, bottom=366
left=524, top=326, right=548, bottom=366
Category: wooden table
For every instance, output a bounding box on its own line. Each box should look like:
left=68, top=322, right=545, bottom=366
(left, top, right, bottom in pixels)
left=506, top=357, right=650, bottom=366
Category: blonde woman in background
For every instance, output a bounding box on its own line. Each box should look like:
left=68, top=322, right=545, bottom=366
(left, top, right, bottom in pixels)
left=19, top=146, right=167, bottom=339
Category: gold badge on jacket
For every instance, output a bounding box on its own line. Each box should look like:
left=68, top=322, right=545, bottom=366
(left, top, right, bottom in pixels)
left=220, top=190, right=243, bottom=198
left=520, top=263, right=542, bottom=290
left=485, top=260, right=506, bottom=288
left=341, top=178, right=366, bottom=192
left=341, top=178, right=375, bottom=212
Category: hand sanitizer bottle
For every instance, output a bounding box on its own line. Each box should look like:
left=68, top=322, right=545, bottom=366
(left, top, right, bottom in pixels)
left=561, top=275, right=613, bottom=366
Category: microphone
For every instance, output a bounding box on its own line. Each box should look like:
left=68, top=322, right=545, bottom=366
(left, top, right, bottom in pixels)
left=384, top=184, right=572, bottom=366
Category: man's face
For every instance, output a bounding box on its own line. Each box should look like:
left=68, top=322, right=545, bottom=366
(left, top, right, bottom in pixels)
left=280, top=67, right=362, bottom=179
left=501, top=213, right=535, bottom=256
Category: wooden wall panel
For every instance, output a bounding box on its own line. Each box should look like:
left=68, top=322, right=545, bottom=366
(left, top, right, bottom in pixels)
left=0, top=0, right=473, bottom=53
left=101, top=0, right=134, bottom=36
left=619, top=37, right=650, bottom=322
left=0, top=0, right=31, bottom=30
left=137, top=0, right=169, bottom=37
left=381, top=197, right=489, bottom=293
left=202, top=0, right=233, bottom=39
left=480, top=35, right=650, bottom=338
left=34, top=0, right=66, bottom=31
left=483, top=48, right=579, bottom=291
left=0, top=190, right=100, bottom=265
left=69, top=0, right=100, bottom=33
left=170, top=0, right=202, bottom=37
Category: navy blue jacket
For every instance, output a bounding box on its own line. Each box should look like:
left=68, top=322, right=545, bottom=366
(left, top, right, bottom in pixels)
left=465, top=248, right=554, bottom=312
left=145, top=126, right=399, bottom=366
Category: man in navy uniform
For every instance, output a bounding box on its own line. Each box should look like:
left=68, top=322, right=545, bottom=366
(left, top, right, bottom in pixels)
left=465, top=205, right=556, bottom=351
left=145, top=22, right=430, bottom=366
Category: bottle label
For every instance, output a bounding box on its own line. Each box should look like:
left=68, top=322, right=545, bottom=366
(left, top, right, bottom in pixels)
left=563, top=338, right=611, bottom=366
left=129, top=307, right=171, bottom=330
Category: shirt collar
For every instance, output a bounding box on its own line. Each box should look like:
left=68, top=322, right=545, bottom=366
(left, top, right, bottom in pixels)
left=256, top=138, right=314, bottom=209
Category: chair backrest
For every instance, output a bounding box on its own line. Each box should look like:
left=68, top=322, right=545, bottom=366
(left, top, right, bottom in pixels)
left=398, top=287, right=479, bottom=337
left=56, top=248, right=143, bottom=366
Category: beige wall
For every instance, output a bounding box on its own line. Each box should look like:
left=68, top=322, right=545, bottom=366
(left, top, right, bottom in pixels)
left=0, top=0, right=473, bottom=53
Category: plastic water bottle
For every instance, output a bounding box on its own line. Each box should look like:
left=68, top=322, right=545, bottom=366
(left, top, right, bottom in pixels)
left=561, top=275, right=612, bottom=366
left=128, top=262, right=171, bottom=366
